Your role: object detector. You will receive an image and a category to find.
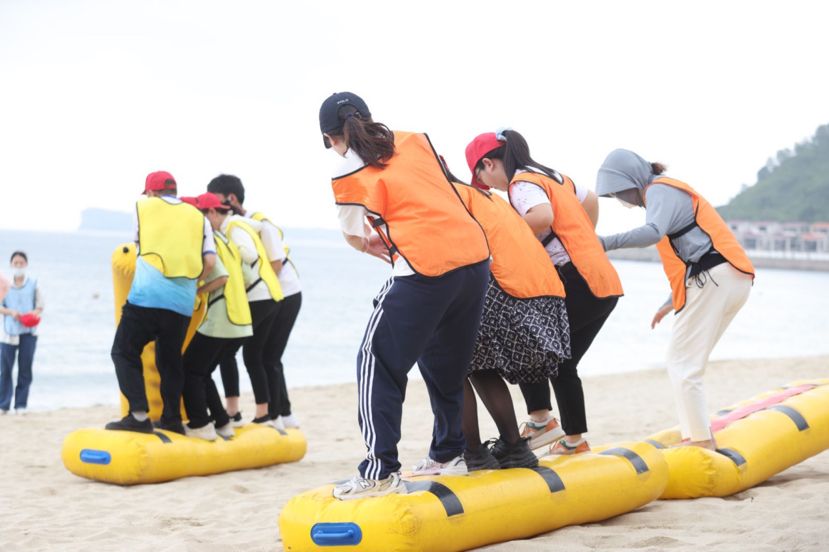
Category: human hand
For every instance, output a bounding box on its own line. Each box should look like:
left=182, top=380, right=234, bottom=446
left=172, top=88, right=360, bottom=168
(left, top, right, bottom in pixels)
left=365, top=234, right=392, bottom=264
left=651, top=304, right=673, bottom=329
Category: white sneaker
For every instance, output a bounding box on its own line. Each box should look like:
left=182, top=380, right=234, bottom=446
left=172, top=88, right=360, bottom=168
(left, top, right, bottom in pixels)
left=333, top=472, right=407, bottom=501
left=14, top=409, right=27, bottom=416
left=0, top=410, right=8, bottom=416
left=229, top=412, right=245, bottom=428
left=215, top=422, right=235, bottom=439
left=411, top=455, right=468, bottom=476
left=272, top=416, right=286, bottom=431
left=185, top=423, right=218, bottom=441
left=281, top=414, right=300, bottom=428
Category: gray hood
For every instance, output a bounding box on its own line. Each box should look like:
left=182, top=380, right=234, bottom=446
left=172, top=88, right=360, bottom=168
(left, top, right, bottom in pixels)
left=596, top=149, right=654, bottom=197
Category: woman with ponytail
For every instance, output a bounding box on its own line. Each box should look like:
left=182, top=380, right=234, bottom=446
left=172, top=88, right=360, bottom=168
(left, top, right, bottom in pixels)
left=465, top=130, right=623, bottom=455
left=320, top=92, right=491, bottom=499
left=596, top=149, right=754, bottom=450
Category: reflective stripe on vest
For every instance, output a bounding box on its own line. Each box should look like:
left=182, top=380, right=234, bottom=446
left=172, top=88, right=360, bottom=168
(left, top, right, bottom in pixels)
left=136, top=198, right=205, bottom=279
left=212, top=233, right=253, bottom=326
left=646, top=177, right=755, bottom=312
left=331, top=131, right=490, bottom=278
left=226, top=219, right=284, bottom=301
left=453, top=183, right=565, bottom=299
left=509, top=172, right=623, bottom=299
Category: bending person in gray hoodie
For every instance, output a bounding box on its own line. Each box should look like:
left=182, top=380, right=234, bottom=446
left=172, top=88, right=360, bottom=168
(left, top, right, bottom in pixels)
left=596, top=149, right=754, bottom=450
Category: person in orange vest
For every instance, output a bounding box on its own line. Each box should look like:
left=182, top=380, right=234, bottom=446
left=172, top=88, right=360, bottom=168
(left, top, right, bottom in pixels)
left=596, top=149, right=754, bottom=450
left=467, top=130, right=623, bottom=455
left=320, top=92, right=491, bottom=499
left=441, top=160, right=571, bottom=470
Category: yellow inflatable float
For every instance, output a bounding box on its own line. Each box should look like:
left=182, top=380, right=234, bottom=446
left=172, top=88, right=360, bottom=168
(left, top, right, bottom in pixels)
left=62, top=243, right=307, bottom=485
left=647, top=379, right=829, bottom=499
left=279, top=441, right=667, bottom=551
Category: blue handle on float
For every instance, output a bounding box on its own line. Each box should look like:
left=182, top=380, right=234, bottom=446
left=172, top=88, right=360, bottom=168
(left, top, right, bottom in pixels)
left=80, top=449, right=111, bottom=465
left=310, top=523, right=362, bottom=546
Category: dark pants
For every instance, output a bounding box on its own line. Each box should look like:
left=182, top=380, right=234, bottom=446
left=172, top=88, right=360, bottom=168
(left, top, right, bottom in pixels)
left=0, top=334, right=37, bottom=411
left=111, top=302, right=190, bottom=424
left=264, top=292, right=302, bottom=418
left=219, top=299, right=278, bottom=404
left=357, top=261, right=489, bottom=480
left=519, top=263, right=618, bottom=435
left=182, top=332, right=237, bottom=428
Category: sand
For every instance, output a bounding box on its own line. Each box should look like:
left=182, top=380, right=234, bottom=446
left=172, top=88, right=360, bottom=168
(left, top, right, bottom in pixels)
left=1, top=356, right=827, bottom=552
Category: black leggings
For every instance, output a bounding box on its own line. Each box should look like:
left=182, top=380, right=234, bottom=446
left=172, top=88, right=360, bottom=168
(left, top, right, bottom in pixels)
left=265, top=292, right=302, bottom=417
left=518, top=263, right=618, bottom=435
left=219, top=299, right=279, bottom=404
left=181, top=332, right=236, bottom=428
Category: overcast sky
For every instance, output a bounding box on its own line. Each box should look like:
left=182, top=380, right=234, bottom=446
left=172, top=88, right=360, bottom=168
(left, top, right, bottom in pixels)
left=1, top=0, right=827, bottom=235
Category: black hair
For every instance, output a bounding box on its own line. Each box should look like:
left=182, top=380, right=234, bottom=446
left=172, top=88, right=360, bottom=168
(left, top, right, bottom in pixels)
left=474, top=129, right=561, bottom=183
left=651, top=162, right=667, bottom=175
left=10, top=251, right=27, bottom=263
left=330, top=106, right=395, bottom=168
left=207, top=174, right=246, bottom=205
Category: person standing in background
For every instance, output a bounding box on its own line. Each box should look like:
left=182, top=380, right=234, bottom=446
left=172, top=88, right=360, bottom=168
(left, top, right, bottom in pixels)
left=0, top=251, right=44, bottom=415
left=595, top=149, right=754, bottom=450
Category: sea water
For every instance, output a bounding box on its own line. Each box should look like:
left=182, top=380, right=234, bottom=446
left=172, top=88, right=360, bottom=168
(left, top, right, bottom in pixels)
left=1, top=229, right=827, bottom=410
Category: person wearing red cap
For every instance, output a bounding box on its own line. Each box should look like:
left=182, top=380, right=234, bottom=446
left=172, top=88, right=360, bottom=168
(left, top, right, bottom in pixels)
left=0, top=251, right=44, bottom=415
left=105, top=171, right=217, bottom=435
left=466, top=130, right=622, bottom=455
left=320, top=91, right=491, bottom=499
left=207, top=174, right=290, bottom=429
left=180, top=193, right=253, bottom=441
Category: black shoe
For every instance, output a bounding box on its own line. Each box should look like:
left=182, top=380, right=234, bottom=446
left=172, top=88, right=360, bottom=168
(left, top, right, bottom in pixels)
left=252, top=414, right=273, bottom=425
left=489, top=437, right=539, bottom=469
left=154, top=419, right=186, bottom=435
left=464, top=444, right=500, bottom=471
left=105, top=414, right=153, bottom=434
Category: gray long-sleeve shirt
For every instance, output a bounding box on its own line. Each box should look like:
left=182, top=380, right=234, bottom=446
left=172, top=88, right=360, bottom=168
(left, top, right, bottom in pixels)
left=601, top=184, right=713, bottom=264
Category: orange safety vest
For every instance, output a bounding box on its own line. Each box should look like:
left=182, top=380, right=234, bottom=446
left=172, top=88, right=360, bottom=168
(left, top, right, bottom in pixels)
left=332, top=131, right=490, bottom=277
left=509, top=171, right=623, bottom=299
left=453, top=183, right=564, bottom=299
left=646, top=177, right=755, bottom=312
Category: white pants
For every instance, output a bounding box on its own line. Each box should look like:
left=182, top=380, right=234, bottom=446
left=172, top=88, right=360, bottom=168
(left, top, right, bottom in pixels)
left=667, top=262, right=752, bottom=441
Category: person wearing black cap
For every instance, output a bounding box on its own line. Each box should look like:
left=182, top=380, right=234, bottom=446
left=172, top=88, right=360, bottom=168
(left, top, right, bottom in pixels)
left=320, top=92, right=491, bottom=499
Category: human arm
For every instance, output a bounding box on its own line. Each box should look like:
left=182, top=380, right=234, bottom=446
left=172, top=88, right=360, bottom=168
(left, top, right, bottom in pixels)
left=582, top=190, right=599, bottom=228
left=523, top=203, right=554, bottom=235
left=338, top=205, right=391, bottom=263
left=198, top=275, right=228, bottom=296
left=651, top=295, right=674, bottom=328
left=600, top=185, right=690, bottom=251
left=199, top=253, right=217, bottom=282
left=0, top=306, right=20, bottom=319
left=258, top=220, right=286, bottom=275
left=32, top=287, right=44, bottom=316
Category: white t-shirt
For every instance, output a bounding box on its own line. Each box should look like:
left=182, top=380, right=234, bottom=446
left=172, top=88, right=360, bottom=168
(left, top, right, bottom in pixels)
left=224, top=216, right=273, bottom=302
left=509, top=168, right=589, bottom=266
left=247, top=213, right=301, bottom=297
left=333, top=149, right=415, bottom=278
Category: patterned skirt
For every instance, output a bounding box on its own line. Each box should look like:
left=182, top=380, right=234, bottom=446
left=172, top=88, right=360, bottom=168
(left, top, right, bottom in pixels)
left=468, top=277, right=571, bottom=384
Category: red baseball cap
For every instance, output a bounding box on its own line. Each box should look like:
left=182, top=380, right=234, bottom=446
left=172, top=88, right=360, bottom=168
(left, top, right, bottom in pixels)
left=144, top=171, right=177, bottom=194
left=196, top=192, right=229, bottom=211
left=465, top=133, right=503, bottom=190
left=179, top=196, right=198, bottom=207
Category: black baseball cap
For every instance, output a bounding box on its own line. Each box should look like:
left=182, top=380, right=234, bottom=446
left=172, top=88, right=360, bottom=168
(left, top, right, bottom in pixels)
left=319, top=92, right=371, bottom=147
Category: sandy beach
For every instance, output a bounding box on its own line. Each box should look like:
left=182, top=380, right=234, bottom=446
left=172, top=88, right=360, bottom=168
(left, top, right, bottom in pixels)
left=1, top=355, right=827, bottom=552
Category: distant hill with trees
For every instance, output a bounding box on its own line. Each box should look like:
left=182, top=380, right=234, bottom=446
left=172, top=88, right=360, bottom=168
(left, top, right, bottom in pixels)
left=718, top=123, right=829, bottom=222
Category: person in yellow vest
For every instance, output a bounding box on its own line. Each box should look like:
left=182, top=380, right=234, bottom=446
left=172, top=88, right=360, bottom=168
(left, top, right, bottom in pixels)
left=106, top=171, right=216, bottom=434
left=467, top=130, right=623, bottom=455
left=443, top=163, right=571, bottom=471
left=180, top=193, right=254, bottom=441
left=596, top=149, right=754, bottom=450
left=202, top=177, right=285, bottom=427
left=321, top=91, right=491, bottom=499
left=207, top=175, right=301, bottom=430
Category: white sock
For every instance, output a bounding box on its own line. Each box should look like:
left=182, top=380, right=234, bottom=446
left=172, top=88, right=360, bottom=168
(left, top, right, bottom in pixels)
left=132, top=411, right=149, bottom=421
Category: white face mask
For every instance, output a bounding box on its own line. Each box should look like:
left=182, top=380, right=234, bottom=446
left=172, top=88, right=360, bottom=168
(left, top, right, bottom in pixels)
left=616, top=198, right=637, bottom=209
left=13, top=267, right=26, bottom=278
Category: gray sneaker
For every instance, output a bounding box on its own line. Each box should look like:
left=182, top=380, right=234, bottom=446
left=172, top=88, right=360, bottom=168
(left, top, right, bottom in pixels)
left=411, top=455, right=468, bottom=476
left=333, top=472, right=407, bottom=500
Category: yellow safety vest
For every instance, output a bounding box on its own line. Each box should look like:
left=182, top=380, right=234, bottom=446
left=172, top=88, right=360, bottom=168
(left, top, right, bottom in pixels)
left=212, top=232, right=253, bottom=326
left=250, top=212, right=292, bottom=261
left=136, top=197, right=204, bottom=279
left=226, top=218, right=284, bottom=301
